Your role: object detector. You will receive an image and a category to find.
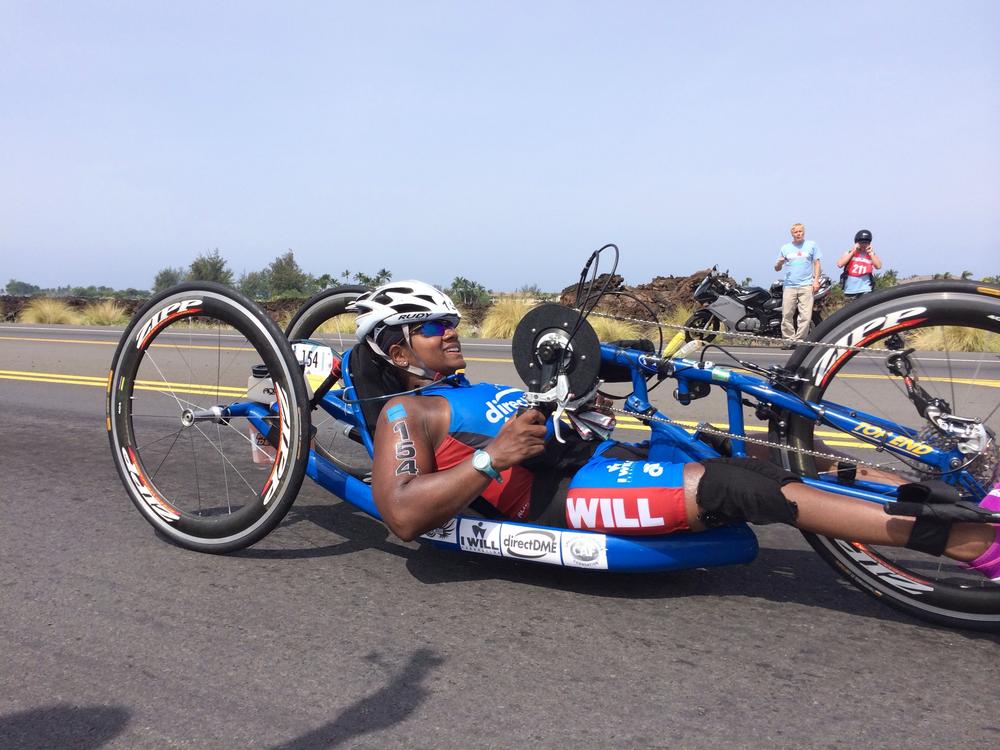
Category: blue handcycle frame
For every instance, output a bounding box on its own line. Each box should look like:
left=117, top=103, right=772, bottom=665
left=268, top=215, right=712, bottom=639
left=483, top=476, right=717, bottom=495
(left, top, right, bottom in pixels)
left=227, top=339, right=976, bottom=573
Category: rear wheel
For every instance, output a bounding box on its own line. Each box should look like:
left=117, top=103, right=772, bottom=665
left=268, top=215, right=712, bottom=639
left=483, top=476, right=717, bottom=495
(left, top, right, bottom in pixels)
left=285, top=286, right=372, bottom=476
left=108, top=283, right=310, bottom=553
left=779, top=280, right=1000, bottom=629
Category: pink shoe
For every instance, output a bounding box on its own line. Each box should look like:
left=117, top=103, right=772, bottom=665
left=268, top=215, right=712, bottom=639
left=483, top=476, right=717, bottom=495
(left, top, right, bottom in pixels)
left=965, top=488, right=1000, bottom=581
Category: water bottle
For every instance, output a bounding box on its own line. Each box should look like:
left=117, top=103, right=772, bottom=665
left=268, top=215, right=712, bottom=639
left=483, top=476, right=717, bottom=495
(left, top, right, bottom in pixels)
left=246, top=364, right=277, bottom=465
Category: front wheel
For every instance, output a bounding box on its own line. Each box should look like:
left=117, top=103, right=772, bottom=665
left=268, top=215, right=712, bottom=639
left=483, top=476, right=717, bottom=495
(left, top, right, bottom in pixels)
left=684, top=309, right=723, bottom=343
left=780, top=280, right=1000, bottom=630
left=107, top=283, right=311, bottom=553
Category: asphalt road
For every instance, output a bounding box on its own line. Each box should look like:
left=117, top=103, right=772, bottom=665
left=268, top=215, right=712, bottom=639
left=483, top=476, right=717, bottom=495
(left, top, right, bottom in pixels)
left=1, top=323, right=998, bottom=749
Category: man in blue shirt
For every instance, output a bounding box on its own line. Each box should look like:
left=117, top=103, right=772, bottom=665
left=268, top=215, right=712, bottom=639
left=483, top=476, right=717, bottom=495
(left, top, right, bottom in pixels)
left=774, top=223, right=822, bottom=346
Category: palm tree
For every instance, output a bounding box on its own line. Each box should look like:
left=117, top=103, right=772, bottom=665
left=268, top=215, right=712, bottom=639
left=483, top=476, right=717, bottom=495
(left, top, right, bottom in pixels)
left=961, top=270, right=974, bottom=280
left=874, top=269, right=899, bottom=290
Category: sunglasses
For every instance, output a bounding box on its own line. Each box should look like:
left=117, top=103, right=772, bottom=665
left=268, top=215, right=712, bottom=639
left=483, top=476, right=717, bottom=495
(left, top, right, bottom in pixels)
left=410, top=317, right=459, bottom=338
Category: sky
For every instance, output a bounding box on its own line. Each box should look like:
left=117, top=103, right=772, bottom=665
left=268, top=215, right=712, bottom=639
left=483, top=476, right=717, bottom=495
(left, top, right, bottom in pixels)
left=1, top=1, right=998, bottom=292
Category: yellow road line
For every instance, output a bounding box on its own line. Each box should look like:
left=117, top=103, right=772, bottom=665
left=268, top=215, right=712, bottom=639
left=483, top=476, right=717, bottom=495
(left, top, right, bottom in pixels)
left=0, top=334, right=515, bottom=362
left=0, top=369, right=880, bottom=451
left=830, top=373, right=999, bottom=388
left=3, top=335, right=996, bottom=386
left=0, top=370, right=245, bottom=397
left=0, top=335, right=117, bottom=346
left=0, top=335, right=252, bottom=353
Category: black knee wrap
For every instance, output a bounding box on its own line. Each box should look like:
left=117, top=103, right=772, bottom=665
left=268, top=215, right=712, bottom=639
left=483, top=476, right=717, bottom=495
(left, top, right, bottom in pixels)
left=696, top=458, right=801, bottom=527
left=893, top=480, right=958, bottom=556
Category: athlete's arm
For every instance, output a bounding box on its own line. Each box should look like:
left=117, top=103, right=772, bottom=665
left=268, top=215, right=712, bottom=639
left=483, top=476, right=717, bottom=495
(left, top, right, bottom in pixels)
left=370, top=397, right=547, bottom=541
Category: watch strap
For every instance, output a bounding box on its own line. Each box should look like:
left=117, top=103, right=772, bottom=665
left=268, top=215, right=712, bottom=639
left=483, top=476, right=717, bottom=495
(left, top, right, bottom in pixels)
left=472, top=449, right=503, bottom=483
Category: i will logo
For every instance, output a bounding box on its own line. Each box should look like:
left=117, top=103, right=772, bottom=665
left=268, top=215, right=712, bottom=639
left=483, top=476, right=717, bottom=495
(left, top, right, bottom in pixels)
left=460, top=520, right=502, bottom=556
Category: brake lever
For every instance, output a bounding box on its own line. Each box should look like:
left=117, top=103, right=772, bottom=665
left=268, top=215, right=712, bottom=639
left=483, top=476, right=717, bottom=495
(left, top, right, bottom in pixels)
left=520, top=373, right=573, bottom=443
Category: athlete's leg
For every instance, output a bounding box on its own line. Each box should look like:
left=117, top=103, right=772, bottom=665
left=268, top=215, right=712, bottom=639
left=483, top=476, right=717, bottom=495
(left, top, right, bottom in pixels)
left=681, top=463, right=995, bottom=562
left=737, top=438, right=903, bottom=486
left=555, top=446, right=996, bottom=562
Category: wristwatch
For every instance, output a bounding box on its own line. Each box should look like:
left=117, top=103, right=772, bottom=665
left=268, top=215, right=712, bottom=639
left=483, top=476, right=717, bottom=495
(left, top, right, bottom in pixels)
left=471, top=449, right=503, bottom=483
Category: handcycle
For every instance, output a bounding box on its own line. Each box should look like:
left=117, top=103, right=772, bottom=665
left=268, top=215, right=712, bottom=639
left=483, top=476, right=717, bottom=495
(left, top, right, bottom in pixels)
left=106, top=248, right=1000, bottom=630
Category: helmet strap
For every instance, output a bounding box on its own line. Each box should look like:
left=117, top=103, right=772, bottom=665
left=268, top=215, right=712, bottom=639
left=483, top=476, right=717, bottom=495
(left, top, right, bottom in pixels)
left=367, top=330, right=439, bottom=381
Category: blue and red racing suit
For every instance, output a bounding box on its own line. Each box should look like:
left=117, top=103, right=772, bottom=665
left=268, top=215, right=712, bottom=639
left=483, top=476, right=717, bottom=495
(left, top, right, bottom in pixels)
left=420, top=376, right=690, bottom=534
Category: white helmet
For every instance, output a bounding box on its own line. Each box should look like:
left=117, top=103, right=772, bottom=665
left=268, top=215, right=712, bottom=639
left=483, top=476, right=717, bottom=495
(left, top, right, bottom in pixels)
left=351, top=280, right=460, bottom=339
left=349, top=281, right=460, bottom=372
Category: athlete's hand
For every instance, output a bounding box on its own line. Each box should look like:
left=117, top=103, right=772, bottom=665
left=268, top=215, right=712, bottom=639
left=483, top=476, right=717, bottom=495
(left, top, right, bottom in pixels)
left=487, top=409, right=547, bottom=472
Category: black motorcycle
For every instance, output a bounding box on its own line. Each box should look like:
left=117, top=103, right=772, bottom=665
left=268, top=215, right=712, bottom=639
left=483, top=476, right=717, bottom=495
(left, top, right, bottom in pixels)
left=684, top=266, right=832, bottom=342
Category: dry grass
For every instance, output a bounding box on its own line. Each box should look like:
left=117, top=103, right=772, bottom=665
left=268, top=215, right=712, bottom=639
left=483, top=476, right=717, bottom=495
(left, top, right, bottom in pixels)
left=164, top=319, right=238, bottom=332
left=313, top=313, right=357, bottom=335
left=81, top=300, right=129, bottom=326
left=589, top=315, right=641, bottom=341
left=588, top=304, right=699, bottom=347
left=273, top=311, right=295, bottom=330
left=662, top=304, right=695, bottom=328
left=17, top=298, right=82, bottom=325
left=480, top=299, right=536, bottom=339
left=456, top=321, right=480, bottom=339
left=452, top=306, right=482, bottom=338
left=911, top=326, right=1000, bottom=353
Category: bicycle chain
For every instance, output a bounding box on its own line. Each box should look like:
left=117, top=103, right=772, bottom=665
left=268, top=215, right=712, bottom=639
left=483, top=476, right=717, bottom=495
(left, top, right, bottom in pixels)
left=580, top=308, right=899, bottom=470
left=574, top=306, right=971, bottom=473
left=605, top=404, right=893, bottom=472
left=585, top=308, right=874, bottom=352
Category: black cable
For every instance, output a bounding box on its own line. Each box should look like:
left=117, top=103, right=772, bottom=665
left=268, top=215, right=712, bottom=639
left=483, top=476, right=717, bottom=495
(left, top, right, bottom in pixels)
left=559, top=244, right=619, bottom=378
left=699, top=343, right=766, bottom=374
left=570, top=244, right=619, bottom=332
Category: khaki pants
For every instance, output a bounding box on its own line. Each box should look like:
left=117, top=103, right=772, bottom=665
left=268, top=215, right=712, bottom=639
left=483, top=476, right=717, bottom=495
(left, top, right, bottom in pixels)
left=781, top=284, right=813, bottom=341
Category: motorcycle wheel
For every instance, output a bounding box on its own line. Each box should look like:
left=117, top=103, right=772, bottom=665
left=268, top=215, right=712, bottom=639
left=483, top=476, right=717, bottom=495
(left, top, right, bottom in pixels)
left=683, top=310, right=723, bottom=343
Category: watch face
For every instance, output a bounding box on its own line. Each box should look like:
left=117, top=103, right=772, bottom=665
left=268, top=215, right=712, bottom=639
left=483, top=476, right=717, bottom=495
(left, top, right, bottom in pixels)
left=473, top=452, right=488, bottom=470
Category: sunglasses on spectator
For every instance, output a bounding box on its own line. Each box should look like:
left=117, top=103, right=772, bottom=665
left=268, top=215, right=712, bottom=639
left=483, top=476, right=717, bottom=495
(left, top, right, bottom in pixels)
left=410, top=317, right=459, bottom=337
